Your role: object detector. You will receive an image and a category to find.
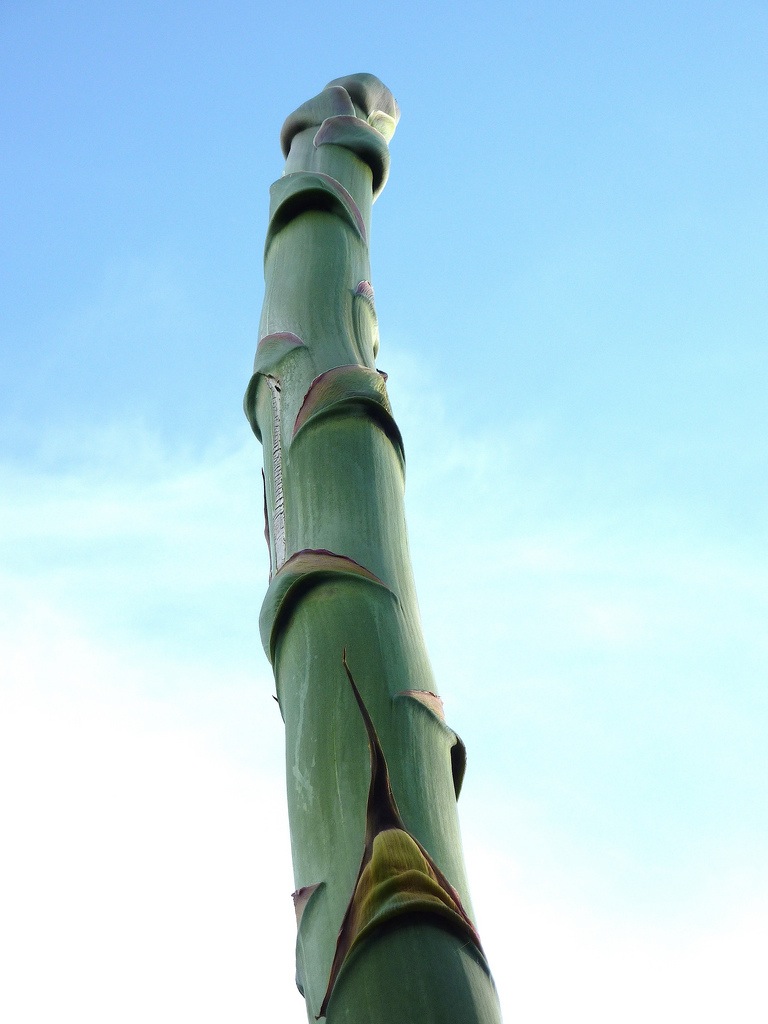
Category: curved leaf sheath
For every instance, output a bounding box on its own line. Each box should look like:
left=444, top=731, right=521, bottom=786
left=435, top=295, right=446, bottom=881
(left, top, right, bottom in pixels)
left=313, top=115, right=392, bottom=199
left=267, top=172, right=368, bottom=252
left=317, top=655, right=484, bottom=1018
left=259, top=548, right=397, bottom=664
left=280, top=86, right=357, bottom=158
left=292, top=364, right=404, bottom=465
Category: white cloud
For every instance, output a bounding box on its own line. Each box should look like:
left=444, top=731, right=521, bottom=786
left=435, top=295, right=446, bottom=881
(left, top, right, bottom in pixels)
left=6, top=591, right=765, bottom=1024
left=467, top=837, right=768, bottom=1023
left=0, top=431, right=305, bottom=1020
left=0, top=595, right=302, bottom=1024
left=0, top=424, right=269, bottom=673
left=2, top=405, right=767, bottom=1022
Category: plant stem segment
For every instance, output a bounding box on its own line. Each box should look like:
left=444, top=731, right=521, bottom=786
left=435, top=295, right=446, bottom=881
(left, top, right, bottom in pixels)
left=245, top=74, right=502, bottom=1023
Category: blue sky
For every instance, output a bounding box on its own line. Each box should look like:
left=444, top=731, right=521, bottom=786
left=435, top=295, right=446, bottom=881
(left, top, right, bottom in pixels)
left=2, top=2, right=767, bottom=1020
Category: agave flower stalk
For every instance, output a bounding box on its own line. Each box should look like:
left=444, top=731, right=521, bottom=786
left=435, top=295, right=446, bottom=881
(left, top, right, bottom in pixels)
left=244, top=73, right=502, bottom=1023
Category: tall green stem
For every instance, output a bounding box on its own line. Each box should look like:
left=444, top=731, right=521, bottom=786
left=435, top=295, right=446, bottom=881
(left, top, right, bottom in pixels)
left=245, top=73, right=502, bottom=1023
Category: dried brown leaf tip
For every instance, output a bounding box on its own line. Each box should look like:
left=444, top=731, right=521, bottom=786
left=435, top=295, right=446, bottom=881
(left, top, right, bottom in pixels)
left=292, top=883, right=322, bottom=927
left=399, top=688, right=445, bottom=720
left=354, top=279, right=375, bottom=302
left=316, top=652, right=482, bottom=1018
left=261, top=468, right=270, bottom=554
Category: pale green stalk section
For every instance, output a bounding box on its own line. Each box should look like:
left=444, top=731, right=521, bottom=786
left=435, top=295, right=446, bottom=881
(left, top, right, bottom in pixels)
left=245, top=74, right=501, bottom=1023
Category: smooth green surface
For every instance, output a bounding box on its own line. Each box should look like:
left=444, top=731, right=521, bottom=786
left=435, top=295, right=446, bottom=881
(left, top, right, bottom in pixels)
left=327, top=922, right=501, bottom=1024
left=248, top=74, right=501, bottom=1022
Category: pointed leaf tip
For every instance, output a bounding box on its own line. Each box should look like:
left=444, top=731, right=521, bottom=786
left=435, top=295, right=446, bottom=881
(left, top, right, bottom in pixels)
left=399, top=688, right=445, bottom=720
left=317, top=655, right=484, bottom=1018
left=292, top=882, right=322, bottom=927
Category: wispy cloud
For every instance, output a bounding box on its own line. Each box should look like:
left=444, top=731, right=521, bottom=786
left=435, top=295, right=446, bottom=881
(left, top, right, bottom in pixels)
left=0, top=594, right=300, bottom=1023
left=468, top=837, right=768, bottom=1023
left=0, top=421, right=268, bottom=668
left=2, top=387, right=766, bottom=1021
